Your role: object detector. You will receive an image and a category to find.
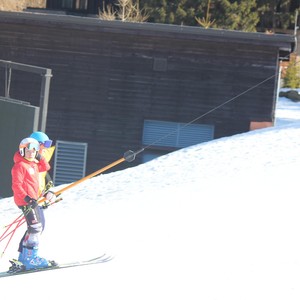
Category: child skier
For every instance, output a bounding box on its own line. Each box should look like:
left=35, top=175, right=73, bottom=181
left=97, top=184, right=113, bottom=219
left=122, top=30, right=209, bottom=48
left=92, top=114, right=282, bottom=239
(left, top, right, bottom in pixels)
left=11, top=137, right=55, bottom=270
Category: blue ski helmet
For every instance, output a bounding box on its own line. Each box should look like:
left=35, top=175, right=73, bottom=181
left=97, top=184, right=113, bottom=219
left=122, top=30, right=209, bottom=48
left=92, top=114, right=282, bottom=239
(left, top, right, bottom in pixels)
left=30, top=131, right=53, bottom=148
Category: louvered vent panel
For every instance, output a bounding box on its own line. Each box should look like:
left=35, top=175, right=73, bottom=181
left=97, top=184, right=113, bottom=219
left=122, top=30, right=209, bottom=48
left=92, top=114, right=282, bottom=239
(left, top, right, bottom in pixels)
left=53, top=140, right=88, bottom=186
left=143, top=120, right=177, bottom=147
left=178, top=124, right=214, bottom=147
left=143, top=120, right=214, bottom=148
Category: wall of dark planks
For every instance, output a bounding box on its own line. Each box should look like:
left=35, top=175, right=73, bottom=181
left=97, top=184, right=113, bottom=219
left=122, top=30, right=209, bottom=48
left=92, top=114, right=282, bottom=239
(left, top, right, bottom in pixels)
left=0, top=11, right=294, bottom=176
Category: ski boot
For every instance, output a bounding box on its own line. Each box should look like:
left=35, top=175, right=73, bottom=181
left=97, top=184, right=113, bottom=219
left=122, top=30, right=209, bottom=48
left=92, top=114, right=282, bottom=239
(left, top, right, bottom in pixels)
left=18, top=246, right=51, bottom=270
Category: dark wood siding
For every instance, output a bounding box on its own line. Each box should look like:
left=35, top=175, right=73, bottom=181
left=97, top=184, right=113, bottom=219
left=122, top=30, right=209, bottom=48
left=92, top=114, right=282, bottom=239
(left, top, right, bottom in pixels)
left=0, top=11, right=294, bottom=175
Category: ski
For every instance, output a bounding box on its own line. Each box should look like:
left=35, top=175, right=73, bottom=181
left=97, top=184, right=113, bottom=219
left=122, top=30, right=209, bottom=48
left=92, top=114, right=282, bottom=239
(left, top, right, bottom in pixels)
left=0, top=254, right=113, bottom=278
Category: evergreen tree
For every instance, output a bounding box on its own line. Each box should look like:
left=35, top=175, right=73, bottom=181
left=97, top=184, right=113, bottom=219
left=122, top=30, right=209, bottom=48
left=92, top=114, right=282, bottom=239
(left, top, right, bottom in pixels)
left=140, top=0, right=260, bottom=30
left=212, top=0, right=259, bottom=32
left=140, top=0, right=203, bottom=26
left=135, top=0, right=298, bottom=32
left=283, top=56, right=300, bottom=88
left=250, top=0, right=297, bottom=31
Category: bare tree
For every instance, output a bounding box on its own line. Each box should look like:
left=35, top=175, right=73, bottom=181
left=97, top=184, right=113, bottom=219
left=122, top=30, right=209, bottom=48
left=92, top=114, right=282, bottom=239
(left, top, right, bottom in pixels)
left=99, top=0, right=148, bottom=23
left=195, top=0, right=215, bottom=29
left=98, top=1, right=116, bottom=21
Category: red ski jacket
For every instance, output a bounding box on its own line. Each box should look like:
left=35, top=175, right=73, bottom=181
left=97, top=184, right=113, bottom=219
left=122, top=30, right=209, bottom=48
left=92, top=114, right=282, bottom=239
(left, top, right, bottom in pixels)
left=11, top=151, right=51, bottom=206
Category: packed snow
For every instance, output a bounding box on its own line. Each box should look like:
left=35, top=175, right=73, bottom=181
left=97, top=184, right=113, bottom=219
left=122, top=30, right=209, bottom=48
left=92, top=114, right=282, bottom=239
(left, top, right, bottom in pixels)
left=0, top=90, right=300, bottom=300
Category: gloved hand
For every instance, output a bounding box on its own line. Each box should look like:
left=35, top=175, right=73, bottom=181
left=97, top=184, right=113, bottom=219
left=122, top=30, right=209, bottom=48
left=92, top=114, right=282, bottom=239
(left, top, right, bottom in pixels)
left=45, top=190, right=56, bottom=202
left=24, top=196, right=38, bottom=209
left=35, top=152, right=42, bottom=161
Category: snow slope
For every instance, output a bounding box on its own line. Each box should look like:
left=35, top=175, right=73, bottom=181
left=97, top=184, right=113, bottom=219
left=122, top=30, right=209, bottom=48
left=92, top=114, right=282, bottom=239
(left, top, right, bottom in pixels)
left=0, top=92, right=300, bottom=300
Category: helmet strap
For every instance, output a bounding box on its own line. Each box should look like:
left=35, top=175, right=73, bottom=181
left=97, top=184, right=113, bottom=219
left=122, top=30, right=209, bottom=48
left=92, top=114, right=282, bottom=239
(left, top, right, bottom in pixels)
left=19, top=148, right=25, bottom=157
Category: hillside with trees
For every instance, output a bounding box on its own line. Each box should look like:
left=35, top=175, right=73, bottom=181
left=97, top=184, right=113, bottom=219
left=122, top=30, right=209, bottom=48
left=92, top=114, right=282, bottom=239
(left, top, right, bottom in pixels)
left=0, top=1, right=298, bottom=33
left=138, top=0, right=299, bottom=32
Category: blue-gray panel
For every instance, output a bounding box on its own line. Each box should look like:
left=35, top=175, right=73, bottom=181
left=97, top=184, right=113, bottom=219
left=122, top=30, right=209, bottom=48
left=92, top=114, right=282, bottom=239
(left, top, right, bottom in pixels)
left=177, top=123, right=214, bottom=147
left=143, top=120, right=214, bottom=148
left=53, top=140, right=88, bottom=185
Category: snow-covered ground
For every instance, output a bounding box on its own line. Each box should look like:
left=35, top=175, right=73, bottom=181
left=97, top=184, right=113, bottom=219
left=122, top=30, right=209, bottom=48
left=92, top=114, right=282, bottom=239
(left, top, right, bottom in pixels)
left=0, top=90, right=300, bottom=300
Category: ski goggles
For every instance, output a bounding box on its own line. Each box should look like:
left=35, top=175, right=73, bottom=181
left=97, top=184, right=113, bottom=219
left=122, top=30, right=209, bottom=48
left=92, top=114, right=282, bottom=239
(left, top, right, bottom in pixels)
left=20, top=142, right=40, bottom=151
left=40, top=140, right=52, bottom=148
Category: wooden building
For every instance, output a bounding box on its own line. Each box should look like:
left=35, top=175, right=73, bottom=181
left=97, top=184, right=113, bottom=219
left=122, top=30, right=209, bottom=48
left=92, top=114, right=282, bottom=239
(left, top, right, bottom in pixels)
left=45, top=0, right=101, bottom=15
left=0, top=10, right=295, bottom=183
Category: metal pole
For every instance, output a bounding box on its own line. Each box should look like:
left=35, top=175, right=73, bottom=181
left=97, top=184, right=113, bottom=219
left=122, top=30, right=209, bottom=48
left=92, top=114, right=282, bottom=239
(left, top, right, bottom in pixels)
left=4, top=66, right=11, bottom=98
left=38, top=69, right=53, bottom=132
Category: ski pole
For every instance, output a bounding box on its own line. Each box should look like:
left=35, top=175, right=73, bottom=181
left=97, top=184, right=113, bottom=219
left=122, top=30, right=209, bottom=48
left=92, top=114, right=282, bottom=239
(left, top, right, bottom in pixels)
left=0, top=205, right=33, bottom=243
left=0, top=219, right=25, bottom=243
left=1, top=180, right=52, bottom=236
left=37, top=149, right=142, bottom=205
left=41, top=196, right=63, bottom=209
left=0, top=213, right=24, bottom=242
left=1, top=218, right=24, bottom=258
left=0, top=196, right=63, bottom=248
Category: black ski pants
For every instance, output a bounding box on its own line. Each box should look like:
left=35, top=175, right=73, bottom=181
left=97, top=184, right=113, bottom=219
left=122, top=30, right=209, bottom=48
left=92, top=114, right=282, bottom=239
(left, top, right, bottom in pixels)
left=18, top=205, right=46, bottom=252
